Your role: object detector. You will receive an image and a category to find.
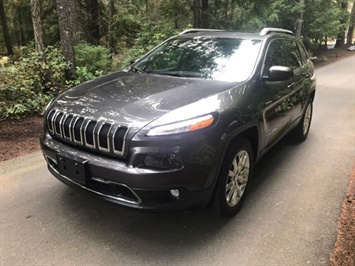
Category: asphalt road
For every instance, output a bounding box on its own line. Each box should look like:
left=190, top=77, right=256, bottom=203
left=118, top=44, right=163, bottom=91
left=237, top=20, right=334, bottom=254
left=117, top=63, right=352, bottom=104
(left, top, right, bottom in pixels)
left=1, top=56, right=354, bottom=265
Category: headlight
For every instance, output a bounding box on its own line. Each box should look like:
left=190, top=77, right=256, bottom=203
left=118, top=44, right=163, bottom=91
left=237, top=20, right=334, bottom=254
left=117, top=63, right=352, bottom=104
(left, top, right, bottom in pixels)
left=146, top=114, right=215, bottom=136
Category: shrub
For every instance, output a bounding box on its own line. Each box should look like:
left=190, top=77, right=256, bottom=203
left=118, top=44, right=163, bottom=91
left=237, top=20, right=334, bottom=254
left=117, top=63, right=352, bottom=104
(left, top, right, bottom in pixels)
left=0, top=44, right=111, bottom=120
left=0, top=46, right=70, bottom=119
left=74, top=44, right=111, bottom=73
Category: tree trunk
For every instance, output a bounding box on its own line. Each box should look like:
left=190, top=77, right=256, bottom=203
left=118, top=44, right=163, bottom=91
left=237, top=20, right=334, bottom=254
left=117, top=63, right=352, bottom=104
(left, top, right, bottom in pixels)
left=88, top=0, right=100, bottom=44
left=107, top=0, right=114, bottom=53
left=30, top=0, right=45, bottom=54
left=346, top=0, right=355, bottom=45
left=295, top=0, right=305, bottom=39
left=193, top=0, right=201, bottom=28
left=56, top=0, right=76, bottom=78
left=201, top=0, right=209, bottom=28
left=72, top=0, right=86, bottom=44
left=335, top=0, right=348, bottom=48
left=0, top=0, right=13, bottom=55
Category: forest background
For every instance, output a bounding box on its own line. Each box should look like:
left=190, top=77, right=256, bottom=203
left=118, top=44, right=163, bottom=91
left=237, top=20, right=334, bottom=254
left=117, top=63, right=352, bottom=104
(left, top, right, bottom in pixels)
left=0, top=0, right=354, bottom=120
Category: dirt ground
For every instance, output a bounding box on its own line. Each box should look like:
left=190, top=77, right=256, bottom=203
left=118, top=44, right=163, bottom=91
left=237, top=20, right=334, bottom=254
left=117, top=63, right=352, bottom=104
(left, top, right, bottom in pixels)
left=0, top=116, right=43, bottom=162
left=0, top=47, right=354, bottom=264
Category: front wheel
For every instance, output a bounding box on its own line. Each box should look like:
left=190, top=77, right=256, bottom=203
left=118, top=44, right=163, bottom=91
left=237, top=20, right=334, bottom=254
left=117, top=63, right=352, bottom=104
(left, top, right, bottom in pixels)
left=211, top=139, right=254, bottom=218
left=292, top=100, right=313, bottom=141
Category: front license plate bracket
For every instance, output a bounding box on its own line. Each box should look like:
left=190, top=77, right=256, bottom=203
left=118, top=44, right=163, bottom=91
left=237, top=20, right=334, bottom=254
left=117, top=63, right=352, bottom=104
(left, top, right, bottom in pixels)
left=57, top=153, right=88, bottom=185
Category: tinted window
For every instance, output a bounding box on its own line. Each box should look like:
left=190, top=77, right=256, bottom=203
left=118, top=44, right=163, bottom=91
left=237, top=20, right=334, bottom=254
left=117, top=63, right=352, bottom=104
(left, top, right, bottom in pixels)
left=298, top=43, right=308, bottom=64
left=262, top=39, right=287, bottom=76
left=135, top=37, right=262, bottom=82
left=284, top=40, right=302, bottom=69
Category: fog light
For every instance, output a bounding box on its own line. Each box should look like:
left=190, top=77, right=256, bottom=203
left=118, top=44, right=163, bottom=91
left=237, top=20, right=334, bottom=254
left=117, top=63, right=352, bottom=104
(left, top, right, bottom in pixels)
left=170, top=189, right=180, bottom=198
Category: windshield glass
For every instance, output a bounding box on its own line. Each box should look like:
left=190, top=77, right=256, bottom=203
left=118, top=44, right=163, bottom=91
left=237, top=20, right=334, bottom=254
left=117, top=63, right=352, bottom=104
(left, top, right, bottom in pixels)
left=134, top=37, right=262, bottom=82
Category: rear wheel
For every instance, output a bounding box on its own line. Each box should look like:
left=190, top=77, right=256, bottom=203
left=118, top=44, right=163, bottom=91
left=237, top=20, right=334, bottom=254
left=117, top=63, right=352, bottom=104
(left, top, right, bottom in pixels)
left=211, top=139, right=254, bottom=218
left=292, top=100, right=313, bottom=141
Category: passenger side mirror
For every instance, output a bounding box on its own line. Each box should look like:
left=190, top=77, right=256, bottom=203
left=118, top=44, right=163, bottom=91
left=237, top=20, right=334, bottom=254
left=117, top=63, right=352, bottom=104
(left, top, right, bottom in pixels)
left=267, top=66, right=293, bottom=81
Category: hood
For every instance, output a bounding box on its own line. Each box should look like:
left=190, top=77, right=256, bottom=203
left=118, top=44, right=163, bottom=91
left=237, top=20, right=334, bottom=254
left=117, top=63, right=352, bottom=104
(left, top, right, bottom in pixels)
left=50, top=71, right=238, bottom=131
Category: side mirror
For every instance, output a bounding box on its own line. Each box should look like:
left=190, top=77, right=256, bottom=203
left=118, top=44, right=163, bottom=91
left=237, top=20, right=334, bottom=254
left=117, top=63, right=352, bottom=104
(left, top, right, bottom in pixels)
left=268, top=66, right=293, bottom=81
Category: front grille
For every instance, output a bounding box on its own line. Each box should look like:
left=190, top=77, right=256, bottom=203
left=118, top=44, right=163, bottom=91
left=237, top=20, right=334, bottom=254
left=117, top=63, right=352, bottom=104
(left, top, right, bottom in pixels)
left=47, top=110, right=128, bottom=157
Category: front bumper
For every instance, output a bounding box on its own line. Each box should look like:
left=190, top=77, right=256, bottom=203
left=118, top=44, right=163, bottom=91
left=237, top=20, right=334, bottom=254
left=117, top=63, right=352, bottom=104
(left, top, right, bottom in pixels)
left=40, top=135, right=217, bottom=212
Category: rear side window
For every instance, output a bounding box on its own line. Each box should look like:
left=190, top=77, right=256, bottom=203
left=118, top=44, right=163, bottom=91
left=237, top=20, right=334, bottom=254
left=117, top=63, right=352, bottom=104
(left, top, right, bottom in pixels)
left=298, top=43, right=309, bottom=64
left=284, top=40, right=302, bottom=69
left=262, top=39, right=287, bottom=76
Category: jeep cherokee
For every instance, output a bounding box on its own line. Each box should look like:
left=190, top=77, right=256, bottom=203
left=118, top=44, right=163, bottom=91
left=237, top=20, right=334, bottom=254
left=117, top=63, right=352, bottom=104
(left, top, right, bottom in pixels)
left=40, top=28, right=316, bottom=217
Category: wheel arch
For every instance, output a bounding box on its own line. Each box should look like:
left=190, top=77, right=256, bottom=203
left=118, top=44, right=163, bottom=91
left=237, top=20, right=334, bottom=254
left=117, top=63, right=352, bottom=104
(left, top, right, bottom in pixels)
left=226, top=125, right=260, bottom=164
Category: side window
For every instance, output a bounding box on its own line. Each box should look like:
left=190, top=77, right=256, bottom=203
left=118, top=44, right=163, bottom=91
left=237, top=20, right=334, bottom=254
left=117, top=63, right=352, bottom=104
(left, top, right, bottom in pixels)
left=262, top=39, right=287, bottom=76
left=298, top=43, right=308, bottom=65
left=284, top=40, right=302, bottom=69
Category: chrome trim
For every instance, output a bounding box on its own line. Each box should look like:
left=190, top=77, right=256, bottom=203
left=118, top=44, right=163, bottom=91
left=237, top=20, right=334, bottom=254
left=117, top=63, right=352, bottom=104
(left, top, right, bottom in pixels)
left=84, top=119, right=97, bottom=148
left=47, top=110, right=56, bottom=134
left=54, top=111, right=65, bottom=138
left=91, top=177, right=142, bottom=204
left=45, top=154, right=57, bottom=165
left=113, top=126, right=129, bottom=156
left=47, top=160, right=141, bottom=205
left=50, top=110, right=59, bottom=135
left=72, top=116, right=84, bottom=145
left=62, top=114, right=73, bottom=141
left=97, top=122, right=112, bottom=152
left=47, top=109, right=128, bottom=157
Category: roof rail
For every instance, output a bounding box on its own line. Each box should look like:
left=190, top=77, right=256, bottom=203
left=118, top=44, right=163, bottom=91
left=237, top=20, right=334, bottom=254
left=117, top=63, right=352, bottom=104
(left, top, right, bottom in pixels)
left=260, top=28, right=294, bottom=36
left=179, top=28, right=225, bottom=35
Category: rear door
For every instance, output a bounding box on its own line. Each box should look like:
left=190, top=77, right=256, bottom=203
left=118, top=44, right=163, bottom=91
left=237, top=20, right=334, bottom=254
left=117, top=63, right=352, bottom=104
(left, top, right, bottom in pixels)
left=282, top=39, right=312, bottom=123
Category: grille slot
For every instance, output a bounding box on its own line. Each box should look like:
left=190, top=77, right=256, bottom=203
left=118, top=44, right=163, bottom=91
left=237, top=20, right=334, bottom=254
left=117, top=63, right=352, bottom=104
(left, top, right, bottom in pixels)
left=114, top=127, right=128, bottom=155
left=47, top=110, right=128, bottom=157
left=63, top=114, right=73, bottom=140
left=54, top=112, right=64, bottom=137
left=85, top=120, right=97, bottom=147
left=98, top=123, right=112, bottom=151
left=73, top=117, right=84, bottom=143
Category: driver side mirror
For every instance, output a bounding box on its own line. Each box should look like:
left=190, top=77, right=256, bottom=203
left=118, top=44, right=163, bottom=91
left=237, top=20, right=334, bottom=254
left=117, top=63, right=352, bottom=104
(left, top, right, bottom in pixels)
left=267, top=66, right=294, bottom=81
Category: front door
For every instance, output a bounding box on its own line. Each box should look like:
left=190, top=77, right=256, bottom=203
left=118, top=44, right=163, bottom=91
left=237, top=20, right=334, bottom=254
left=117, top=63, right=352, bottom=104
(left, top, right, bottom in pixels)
left=260, top=39, right=294, bottom=147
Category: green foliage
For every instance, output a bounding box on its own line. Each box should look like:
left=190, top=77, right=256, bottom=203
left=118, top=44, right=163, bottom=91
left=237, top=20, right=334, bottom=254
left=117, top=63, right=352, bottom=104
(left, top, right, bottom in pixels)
left=115, top=23, right=179, bottom=70
left=303, top=0, right=344, bottom=42
left=0, top=46, right=66, bottom=119
left=0, top=80, right=52, bottom=119
left=74, top=44, right=111, bottom=73
left=0, top=44, right=110, bottom=119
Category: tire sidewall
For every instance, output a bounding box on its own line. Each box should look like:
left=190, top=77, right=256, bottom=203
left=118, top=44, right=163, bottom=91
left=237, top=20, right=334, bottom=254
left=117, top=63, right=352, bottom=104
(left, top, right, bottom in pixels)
left=302, top=101, right=313, bottom=138
left=212, top=139, right=254, bottom=217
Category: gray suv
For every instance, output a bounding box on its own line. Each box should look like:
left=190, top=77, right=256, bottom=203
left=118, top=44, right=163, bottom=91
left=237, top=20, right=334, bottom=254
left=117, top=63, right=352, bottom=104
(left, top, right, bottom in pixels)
left=40, top=28, right=316, bottom=217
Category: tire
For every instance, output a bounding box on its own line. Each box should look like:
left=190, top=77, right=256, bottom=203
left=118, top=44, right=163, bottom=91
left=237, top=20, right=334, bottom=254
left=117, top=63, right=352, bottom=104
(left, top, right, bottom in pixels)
left=211, top=139, right=254, bottom=218
left=292, top=100, right=313, bottom=142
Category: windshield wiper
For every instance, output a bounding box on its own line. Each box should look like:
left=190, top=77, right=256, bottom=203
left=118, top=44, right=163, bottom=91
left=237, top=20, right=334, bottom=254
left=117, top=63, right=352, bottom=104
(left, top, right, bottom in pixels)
left=128, top=65, right=146, bottom=74
left=150, top=71, right=203, bottom=78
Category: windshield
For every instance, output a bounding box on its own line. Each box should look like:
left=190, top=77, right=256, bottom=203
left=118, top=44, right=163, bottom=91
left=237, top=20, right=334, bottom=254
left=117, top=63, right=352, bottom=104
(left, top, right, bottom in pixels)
left=134, top=37, right=262, bottom=82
